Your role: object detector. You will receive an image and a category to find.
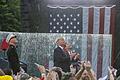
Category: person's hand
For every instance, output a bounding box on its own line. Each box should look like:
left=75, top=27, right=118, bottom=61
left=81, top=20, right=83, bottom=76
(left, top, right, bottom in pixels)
left=84, top=61, right=91, bottom=71
left=108, top=66, right=117, bottom=76
left=74, top=53, right=80, bottom=60
left=70, top=64, right=76, bottom=74
left=79, top=61, right=85, bottom=70
left=38, top=65, right=46, bottom=73
left=35, top=63, right=46, bottom=73
left=70, top=53, right=76, bottom=59
left=108, top=66, right=116, bottom=80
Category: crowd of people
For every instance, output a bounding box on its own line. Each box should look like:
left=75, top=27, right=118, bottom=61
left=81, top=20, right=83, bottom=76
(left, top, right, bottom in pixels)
left=0, top=33, right=119, bottom=80
left=0, top=61, right=117, bottom=80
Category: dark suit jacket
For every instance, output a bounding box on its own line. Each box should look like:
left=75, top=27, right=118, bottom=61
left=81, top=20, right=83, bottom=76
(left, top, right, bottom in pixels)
left=54, top=46, right=71, bottom=72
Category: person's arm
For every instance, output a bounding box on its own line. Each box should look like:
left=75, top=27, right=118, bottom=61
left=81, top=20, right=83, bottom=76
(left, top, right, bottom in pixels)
left=109, top=73, right=114, bottom=80
left=108, top=66, right=115, bottom=80
left=85, top=61, right=96, bottom=80
left=75, top=63, right=85, bottom=80
left=86, top=69, right=96, bottom=80
left=37, top=65, right=47, bottom=80
left=73, top=53, right=80, bottom=61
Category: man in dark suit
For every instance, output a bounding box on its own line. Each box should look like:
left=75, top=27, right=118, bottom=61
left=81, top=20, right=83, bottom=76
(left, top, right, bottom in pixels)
left=53, top=37, right=71, bottom=72
left=6, top=33, right=20, bottom=75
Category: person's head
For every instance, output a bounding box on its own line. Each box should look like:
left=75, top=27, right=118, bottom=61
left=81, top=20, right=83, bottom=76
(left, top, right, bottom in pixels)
left=3, top=68, right=13, bottom=76
left=68, top=74, right=77, bottom=80
left=69, top=76, right=77, bottom=80
left=56, top=37, right=66, bottom=47
left=6, top=33, right=17, bottom=46
left=50, top=67, right=62, bottom=80
left=81, top=70, right=91, bottom=80
left=64, top=43, right=72, bottom=51
left=19, top=73, right=30, bottom=80
left=47, top=70, right=59, bottom=80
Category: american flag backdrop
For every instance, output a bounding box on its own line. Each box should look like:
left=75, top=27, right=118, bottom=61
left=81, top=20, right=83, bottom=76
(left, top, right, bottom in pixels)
left=48, top=5, right=115, bottom=34
left=48, top=5, right=116, bottom=79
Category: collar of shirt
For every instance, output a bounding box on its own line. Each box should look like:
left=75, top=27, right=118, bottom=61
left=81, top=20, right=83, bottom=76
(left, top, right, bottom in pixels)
left=58, top=46, right=64, bottom=50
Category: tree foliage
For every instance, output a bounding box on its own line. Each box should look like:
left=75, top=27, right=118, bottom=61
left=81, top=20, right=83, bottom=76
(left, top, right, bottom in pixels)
left=0, top=0, right=21, bottom=32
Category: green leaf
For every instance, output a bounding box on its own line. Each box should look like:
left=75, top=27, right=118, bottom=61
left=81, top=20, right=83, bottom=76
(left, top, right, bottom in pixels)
left=0, top=0, right=21, bottom=32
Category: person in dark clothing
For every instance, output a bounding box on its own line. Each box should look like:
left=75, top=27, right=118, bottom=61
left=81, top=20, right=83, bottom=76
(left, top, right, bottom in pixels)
left=64, top=43, right=80, bottom=74
left=54, top=37, right=71, bottom=72
left=6, top=33, right=20, bottom=75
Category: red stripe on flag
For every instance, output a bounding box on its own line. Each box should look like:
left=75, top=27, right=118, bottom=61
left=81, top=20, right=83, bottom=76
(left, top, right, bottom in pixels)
left=87, top=35, right=92, bottom=63
left=110, top=7, right=116, bottom=66
left=99, top=8, right=105, bottom=34
left=97, top=35, right=103, bottom=79
left=88, top=8, right=94, bottom=34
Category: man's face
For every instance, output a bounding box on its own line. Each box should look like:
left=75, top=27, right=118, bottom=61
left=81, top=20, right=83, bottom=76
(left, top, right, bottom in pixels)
left=58, top=39, right=66, bottom=47
left=9, top=37, right=18, bottom=45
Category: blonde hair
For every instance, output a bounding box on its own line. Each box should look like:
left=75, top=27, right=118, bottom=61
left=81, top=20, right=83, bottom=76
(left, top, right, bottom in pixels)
left=55, top=37, right=65, bottom=44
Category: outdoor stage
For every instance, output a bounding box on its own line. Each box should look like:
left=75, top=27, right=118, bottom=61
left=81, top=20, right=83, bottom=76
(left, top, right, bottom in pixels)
left=0, top=32, right=112, bottom=78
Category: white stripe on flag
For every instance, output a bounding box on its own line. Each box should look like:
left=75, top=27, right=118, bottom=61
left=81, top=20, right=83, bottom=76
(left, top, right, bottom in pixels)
left=93, top=7, right=100, bottom=34
left=92, top=35, right=99, bottom=75
left=81, top=34, right=87, bottom=60
left=108, top=35, right=112, bottom=66
left=104, top=7, right=111, bottom=34
left=82, top=7, right=89, bottom=34
left=102, top=35, right=111, bottom=77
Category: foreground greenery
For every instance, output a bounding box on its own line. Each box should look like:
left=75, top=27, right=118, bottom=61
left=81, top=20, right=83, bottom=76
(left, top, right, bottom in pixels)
left=0, top=0, right=21, bottom=31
